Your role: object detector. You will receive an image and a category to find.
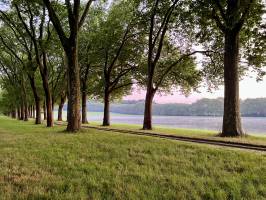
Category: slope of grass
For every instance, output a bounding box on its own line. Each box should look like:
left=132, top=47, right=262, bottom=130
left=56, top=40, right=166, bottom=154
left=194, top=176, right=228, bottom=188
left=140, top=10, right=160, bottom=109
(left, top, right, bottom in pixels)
left=0, top=116, right=266, bottom=199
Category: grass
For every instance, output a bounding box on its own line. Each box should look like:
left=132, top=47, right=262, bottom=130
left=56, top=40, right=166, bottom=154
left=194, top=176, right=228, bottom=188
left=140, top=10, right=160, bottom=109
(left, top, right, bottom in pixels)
left=0, top=116, right=266, bottom=199
left=87, top=122, right=266, bottom=146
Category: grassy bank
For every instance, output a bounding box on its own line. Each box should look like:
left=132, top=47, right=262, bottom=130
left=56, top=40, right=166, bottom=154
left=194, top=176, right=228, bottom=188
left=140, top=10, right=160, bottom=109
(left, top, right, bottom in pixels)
left=0, top=116, right=266, bottom=199
left=87, top=122, right=266, bottom=146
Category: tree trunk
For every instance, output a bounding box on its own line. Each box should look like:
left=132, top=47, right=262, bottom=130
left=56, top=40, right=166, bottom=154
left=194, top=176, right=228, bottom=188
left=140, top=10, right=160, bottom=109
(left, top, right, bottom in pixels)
left=17, top=107, right=21, bottom=120
left=31, top=106, right=33, bottom=118
left=28, top=106, right=30, bottom=118
left=103, top=89, right=110, bottom=126
left=33, top=105, right=36, bottom=119
left=31, top=106, right=34, bottom=118
left=28, top=106, right=31, bottom=118
left=40, top=54, right=54, bottom=127
left=21, top=80, right=28, bottom=121
left=45, top=95, right=53, bottom=127
left=24, top=101, right=28, bottom=121
left=143, top=82, right=155, bottom=130
left=58, top=94, right=66, bottom=121
left=221, top=31, right=244, bottom=137
left=11, top=110, right=16, bottom=119
left=65, top=46, right=81, bottom=132
left=28, top=75, right=42, bottom=124
left=81, top=80, right=88, bottom=124
left=35, top=99, right=41, bottom=124
left=43, top=101, right=47, bottom=120
left=20, top=104, right=24, bottom=120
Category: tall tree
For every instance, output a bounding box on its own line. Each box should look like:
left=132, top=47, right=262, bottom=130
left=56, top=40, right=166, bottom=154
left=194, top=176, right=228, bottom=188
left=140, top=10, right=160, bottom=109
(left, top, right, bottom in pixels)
left=10, top=1, right=55, bottom=127
left=0, top=48, right=32, bottom=121
left=42, top=0, right=95, bottom=132
left=0, top=10, right=43, bottom=124
left=191, top=0, right=265, bottom=136
left=91, top=1, right=142, bottom=126
left=137, top=0, right=204, bottom=130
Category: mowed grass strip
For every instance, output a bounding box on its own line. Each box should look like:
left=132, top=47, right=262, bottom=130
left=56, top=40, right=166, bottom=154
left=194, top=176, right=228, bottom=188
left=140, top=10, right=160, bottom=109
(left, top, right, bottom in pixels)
left=0, top=116, right=265, bottom=200
left=86, top=122, right=266, bottom=146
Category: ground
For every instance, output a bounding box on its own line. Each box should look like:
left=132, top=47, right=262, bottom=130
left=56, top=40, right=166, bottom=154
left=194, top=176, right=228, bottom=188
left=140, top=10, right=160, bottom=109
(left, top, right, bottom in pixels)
left=0, top=116, right=266, bottom=199
left=88, top=122, right=266, bottom=146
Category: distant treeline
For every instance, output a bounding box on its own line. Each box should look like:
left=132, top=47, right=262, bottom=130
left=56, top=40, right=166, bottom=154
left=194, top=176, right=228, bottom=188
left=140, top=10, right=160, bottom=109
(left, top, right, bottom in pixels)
left=85, top=98, right=266, bottom=117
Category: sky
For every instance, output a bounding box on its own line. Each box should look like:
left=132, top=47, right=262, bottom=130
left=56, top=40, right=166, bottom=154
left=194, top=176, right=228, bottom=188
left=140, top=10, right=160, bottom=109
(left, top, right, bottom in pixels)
left=124, top=74, right=266, bottom=104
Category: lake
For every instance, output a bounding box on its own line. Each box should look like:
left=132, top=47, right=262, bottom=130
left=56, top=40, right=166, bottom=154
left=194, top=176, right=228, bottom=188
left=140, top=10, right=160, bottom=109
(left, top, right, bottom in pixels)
left=54, top=111, right=266, bottom=135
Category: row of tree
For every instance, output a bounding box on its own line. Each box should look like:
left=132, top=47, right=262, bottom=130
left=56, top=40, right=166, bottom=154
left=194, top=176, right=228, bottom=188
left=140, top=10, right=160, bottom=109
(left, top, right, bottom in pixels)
left=0, top=0, right=265, bottom=137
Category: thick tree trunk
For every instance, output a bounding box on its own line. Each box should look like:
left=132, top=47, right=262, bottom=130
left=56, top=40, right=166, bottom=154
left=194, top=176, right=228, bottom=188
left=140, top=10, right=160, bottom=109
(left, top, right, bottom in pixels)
left=58, top=94, right=66, bottom=121
left=221, top=31, right=244, bottom=137
left=81, top=81, right=88, bottom=124
left=65, top=46, right=81, bottom=132
left=143, top=83, right=155, bottom=130
left=103, top=90, right=110, bottom=126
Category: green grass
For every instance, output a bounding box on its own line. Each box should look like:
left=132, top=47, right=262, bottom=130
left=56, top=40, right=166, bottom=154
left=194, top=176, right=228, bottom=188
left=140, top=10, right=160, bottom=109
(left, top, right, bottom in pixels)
left=0, top=116, right=266, bottom=199
left=87, top=122, right=266, bottom=146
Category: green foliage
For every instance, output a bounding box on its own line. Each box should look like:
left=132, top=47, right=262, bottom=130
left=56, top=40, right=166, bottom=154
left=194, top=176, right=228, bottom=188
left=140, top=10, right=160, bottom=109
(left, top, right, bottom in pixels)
left=80, top=0, right=144, bottom=101
left=135, top=0, right=202, bottom=95
left=0, top=0, right=67, bottom=114
left=189, top=0, right=266, bottom=83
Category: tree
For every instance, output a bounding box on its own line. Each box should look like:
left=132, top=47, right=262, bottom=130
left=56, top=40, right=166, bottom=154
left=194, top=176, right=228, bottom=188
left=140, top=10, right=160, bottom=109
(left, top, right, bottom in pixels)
left=14, top=1, right=56, bottom=127
left=89, top=1, right=142, bottom=126
left=0, top=9, right=43, bottom=124
left=137, top=0, right=203, bottom=130
left=79, top=27, right=93, bottom=124
left=42, top=0, right=95, bottom=132
left=191, top=0, right=266, bottom=136
left=0, top=46, right=32, bottom=121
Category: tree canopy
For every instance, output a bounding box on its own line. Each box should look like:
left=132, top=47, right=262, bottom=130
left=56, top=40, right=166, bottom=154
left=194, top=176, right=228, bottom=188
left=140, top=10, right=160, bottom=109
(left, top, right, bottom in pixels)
left=0, top=0, right=265, bottom=136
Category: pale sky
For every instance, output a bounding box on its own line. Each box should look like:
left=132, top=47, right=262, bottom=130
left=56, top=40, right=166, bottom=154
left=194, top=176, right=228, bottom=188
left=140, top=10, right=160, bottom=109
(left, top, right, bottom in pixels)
left=124, top=75, right=266, bottom=104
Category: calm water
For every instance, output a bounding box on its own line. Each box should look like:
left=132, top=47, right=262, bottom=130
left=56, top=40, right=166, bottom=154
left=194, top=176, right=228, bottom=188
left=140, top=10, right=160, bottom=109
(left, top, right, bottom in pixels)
left=54, top=111, right=266, bottom=135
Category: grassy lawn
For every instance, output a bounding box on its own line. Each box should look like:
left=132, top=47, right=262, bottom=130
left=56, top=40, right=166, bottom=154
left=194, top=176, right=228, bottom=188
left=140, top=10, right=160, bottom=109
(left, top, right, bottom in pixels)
left=87, top=122, right=266, bottom=146
left=0, top=116, right=266, bottom=199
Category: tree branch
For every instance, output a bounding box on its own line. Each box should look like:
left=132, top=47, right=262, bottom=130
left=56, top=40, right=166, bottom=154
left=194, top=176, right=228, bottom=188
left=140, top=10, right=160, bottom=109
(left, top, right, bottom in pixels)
left=43, top=0, right=68, bottom=47
left=212, top=0, right=227, bottom=21
left=79, top=0, right=94, bottom=29
left=0, top=35, right=25, bottom=67
left=211, top=8, right=227, bottom=33
left=155, top=50, right=213, bottom=90
left=110, top=82, right=134, bottom=93
left=108, top=26, right=130, bottom=74
left=234, top=0, right=253, bottom=32
left=153, top=0, right=178, bottom=66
